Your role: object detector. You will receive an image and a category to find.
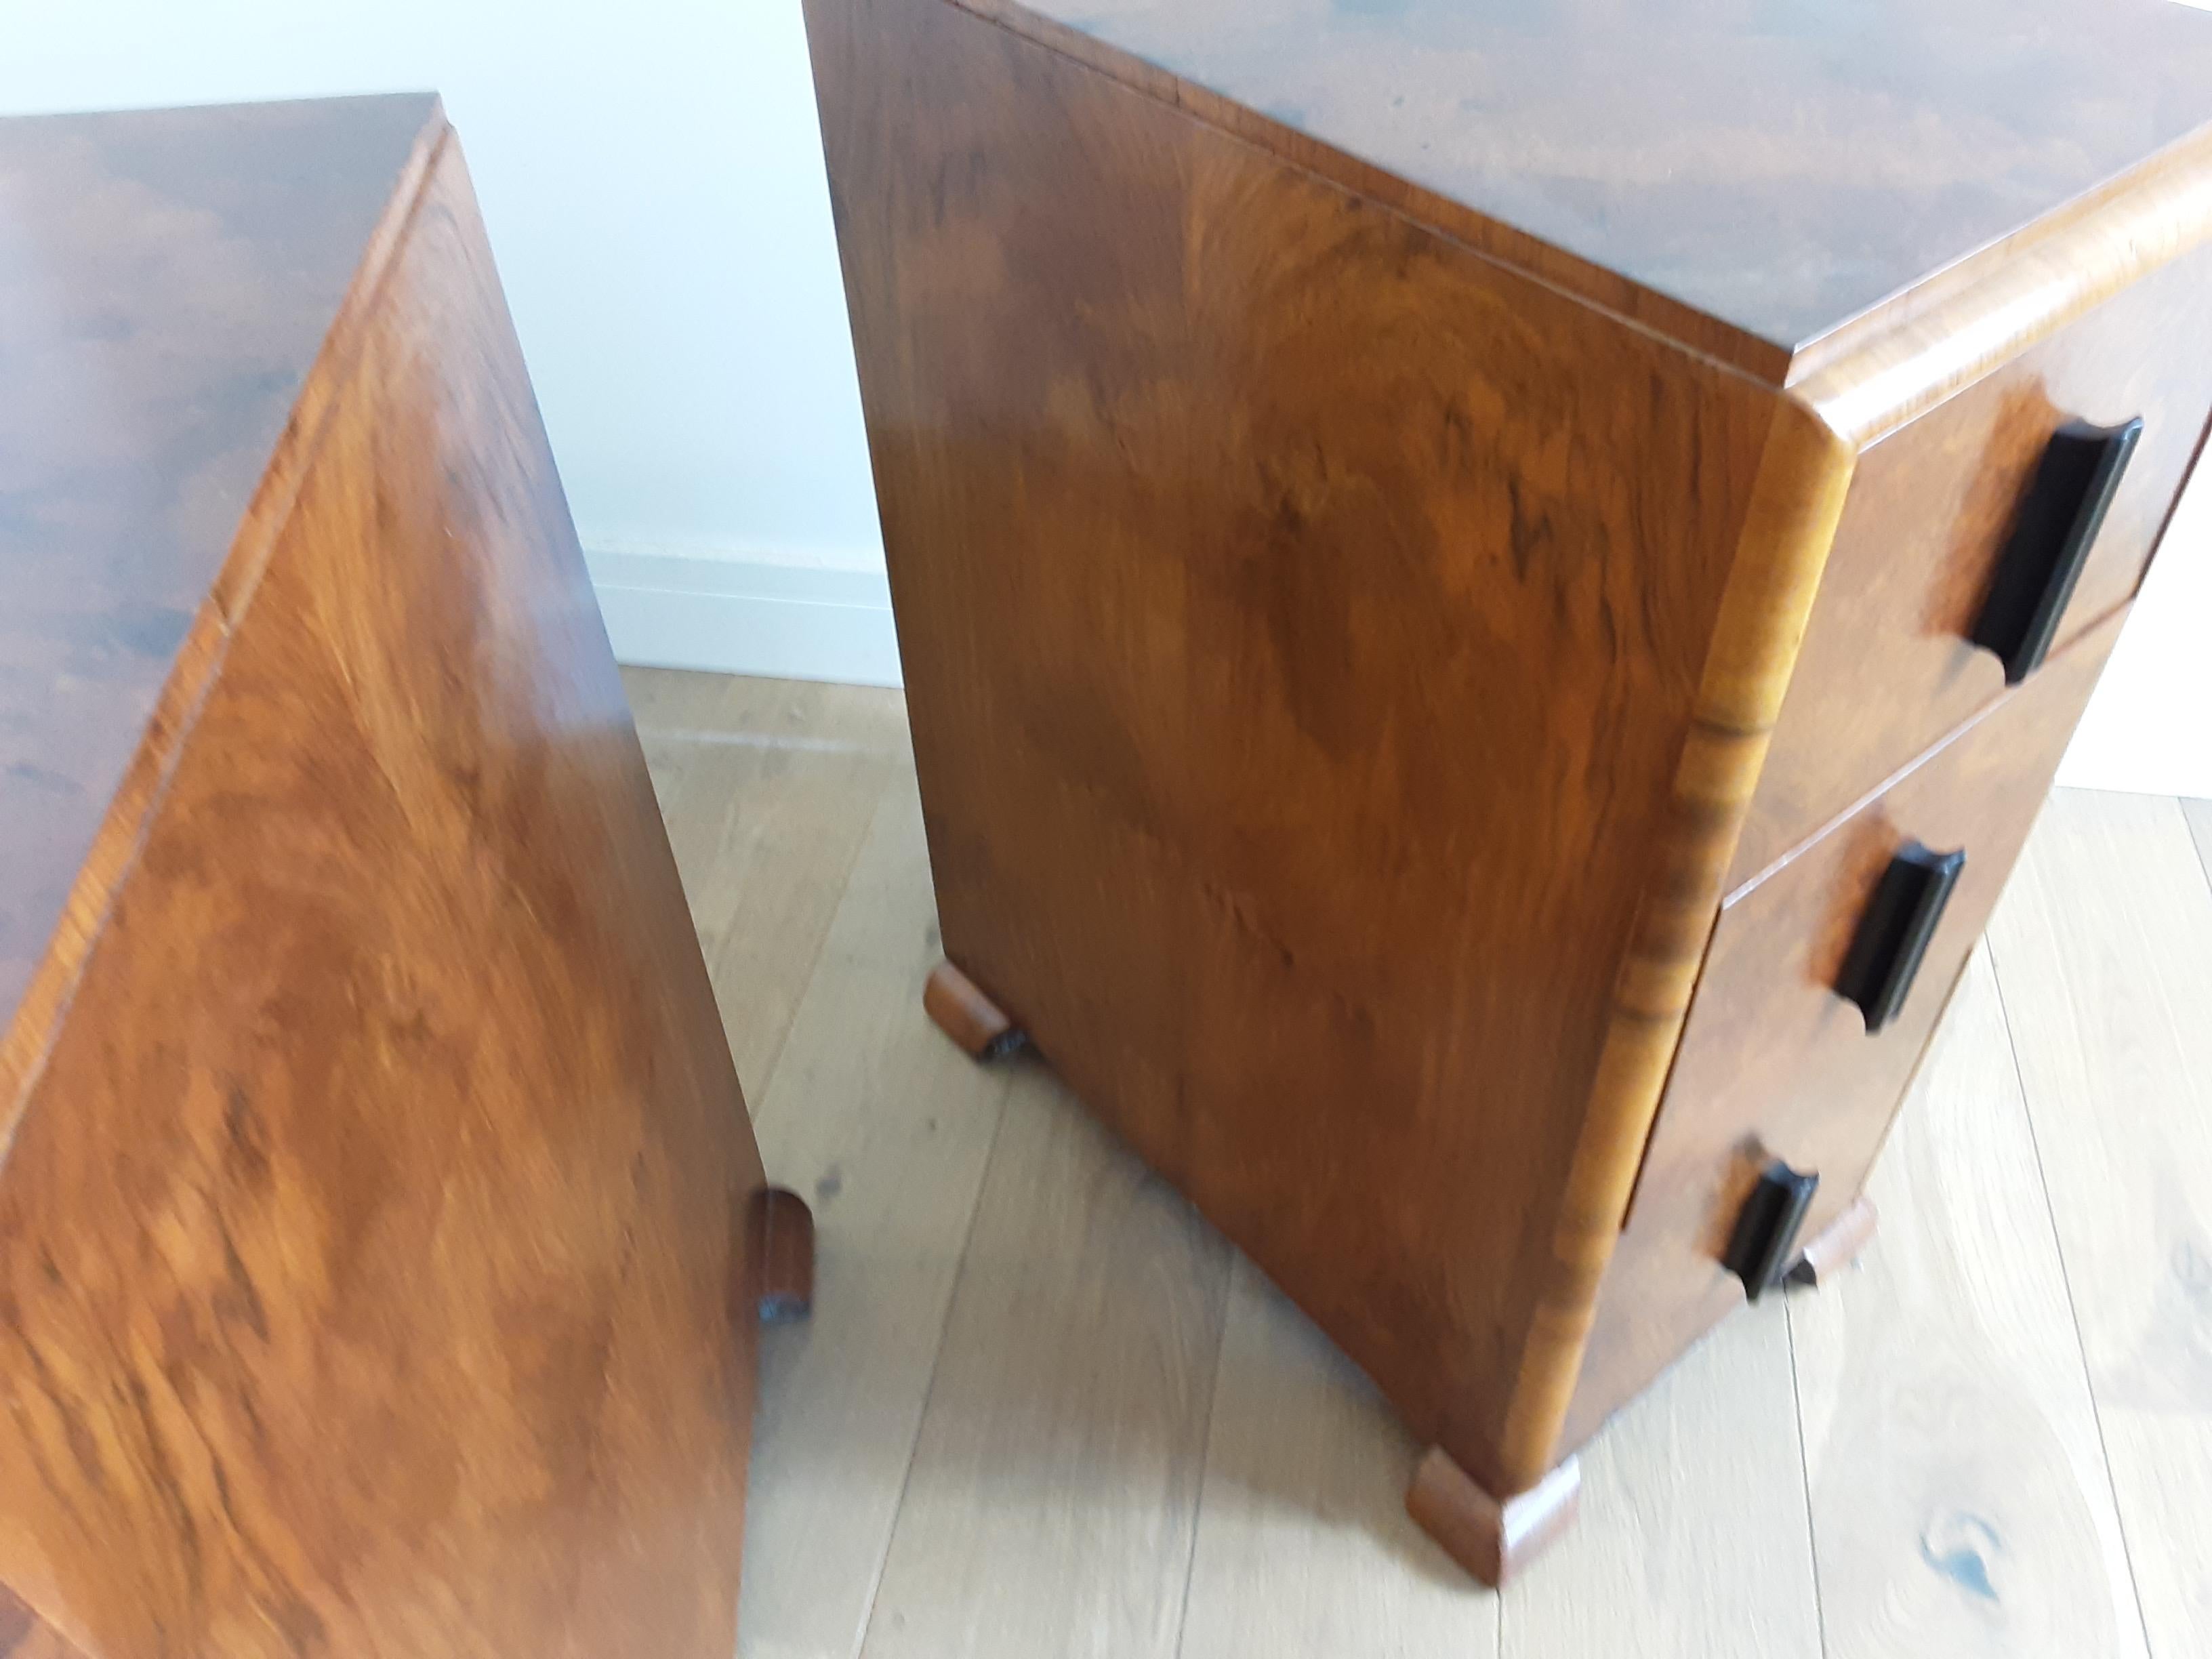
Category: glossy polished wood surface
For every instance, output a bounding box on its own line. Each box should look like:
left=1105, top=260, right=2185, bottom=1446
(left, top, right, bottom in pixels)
left=1510, top=395, right=1855, bottom=1488
left=960, top=0, right=2212, bottom=357
left=1405, top=1449, right=1580, bottom=1590
left=811, top=0, right=2210, bottom=1570
left=1569, top=612, right=2125, bottom=1448
left=1732, top=245, right=2212, bottom=888
left=0, top=103, right=770, bottom=1658
left=0, top=1585, right=83, bottom=1659
left=810, top=0, right=1778, bottom=1500
left=0, top=95, right=437, bottom=1038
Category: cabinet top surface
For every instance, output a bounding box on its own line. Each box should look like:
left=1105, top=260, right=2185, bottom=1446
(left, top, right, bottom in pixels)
left=0, top=94, right=436, bottom=1031
left=1004, top=0, right=2212, bottom=351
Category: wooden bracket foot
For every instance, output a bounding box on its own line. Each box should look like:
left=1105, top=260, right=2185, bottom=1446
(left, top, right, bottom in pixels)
left=752, top=1186, right=815, bottom=1323
left=1786, top=1195, right=1878, bottom=1289
left=923, top=960, right=1025, bottom=1060
left=1407, top=1447, right=1580, bottom=1587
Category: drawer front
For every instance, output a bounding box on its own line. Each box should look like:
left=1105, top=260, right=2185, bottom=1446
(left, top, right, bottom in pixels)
left=1729, top=239, right=2212, bottom=890
left=1564, top=609, right=2123, bottom=1448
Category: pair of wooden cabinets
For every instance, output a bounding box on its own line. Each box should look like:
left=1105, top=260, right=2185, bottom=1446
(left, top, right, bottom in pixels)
left=7, top=0, right=2212, bottom=1647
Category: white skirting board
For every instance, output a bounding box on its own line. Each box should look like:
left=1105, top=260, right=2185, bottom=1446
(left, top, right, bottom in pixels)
left=586, top=542, right=903, bottom=689
left=589, top=541, right=2210, bottom=800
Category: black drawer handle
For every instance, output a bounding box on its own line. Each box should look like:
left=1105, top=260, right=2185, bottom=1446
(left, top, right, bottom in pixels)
left=1971, top=415, right=2142, bottom=684
left=1836, top=840, right=1966, bottom=1034
left=1725, top=1160, right=1820, bottom=1301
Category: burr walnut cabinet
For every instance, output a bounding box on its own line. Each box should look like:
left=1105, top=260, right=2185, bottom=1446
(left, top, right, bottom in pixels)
left=0, top=97, right=808, bottom=1656
left=806, top=0, right=2212, bottom=1582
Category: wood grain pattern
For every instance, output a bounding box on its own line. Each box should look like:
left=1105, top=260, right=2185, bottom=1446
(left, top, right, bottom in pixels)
left=0, top=94, right=443, bottom=1113
left=1179, top=1258, right=1496, bottom=1658
left=857, top=1070, right=1231, bottom=1659
left=1572, top=613, right=2123, bottom=1446
left=1789, top=944, right=2146, bottom=1659
left=808, top=0, right=1780, bottom=1502
left=1793, top=121, right=2212, bottom=423
left=948, top=0, right=2212, bottom=360
left=813, top=0, right=2205, bottom=1561
left=1988, top=792, right=2212, bottom=1654
left=1510, top=391, right=1853, bottom=1486
left=737, top=781, right=1016, bottom=1659
left=1732, top=246, right=2212, bottom=889
left=0, top=96, right=437, bottom=1036
left=0, top=110, right=770, bottom=1659
left=941, top=0, right=1789, bottom=378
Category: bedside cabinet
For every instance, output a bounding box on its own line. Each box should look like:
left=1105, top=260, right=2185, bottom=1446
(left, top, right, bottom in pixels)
left=0, top=98, right=808, bottom=1656
left=805, top=0, right=2212, bottom=1582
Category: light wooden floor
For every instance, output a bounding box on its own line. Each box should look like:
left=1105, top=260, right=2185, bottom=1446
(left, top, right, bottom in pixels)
left=623, top=667, right=2212, bottom=1659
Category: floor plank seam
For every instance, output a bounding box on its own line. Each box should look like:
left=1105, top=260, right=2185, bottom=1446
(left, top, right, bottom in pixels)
left=2188, top=799, right=2212, bottom=893
left=850, top=1057, right=1020, bottom=1657
left=1780, top=1296, right=1835, bottom=1659
left=1982, top=929, right=2158, bottom=1659
left=710, top=769, right=898, bottom=1106
left=1166, top=1262, right=1235, bottom=1659
left=632, top=675, right=2206, bottom=1656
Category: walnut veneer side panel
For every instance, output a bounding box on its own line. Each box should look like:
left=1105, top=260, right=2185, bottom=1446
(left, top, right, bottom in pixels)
left=808, top=0, right=1780, bottom=1495
left=1566, top=611, right=2125, bottom=1449
left=0, top=141, right=761, bottom=1659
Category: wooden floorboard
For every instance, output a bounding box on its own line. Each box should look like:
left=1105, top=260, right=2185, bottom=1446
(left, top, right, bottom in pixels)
left=737, top=779, right=1019, bottom=1659
left=1986, top=790, right=2212, bottom=1657
left=623, top=666, right=909, bottom=1095
left=857, top=1067, right=1231, bottom=1659
left=1789, top=943, right=2146, bottom=1659
left=636, top=678, right=2207, bottom=1659
left=1179, top=1255, right=1498, bottom=1659
left=1503, top=1304, right=1822, bottom=1659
